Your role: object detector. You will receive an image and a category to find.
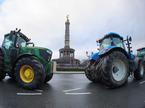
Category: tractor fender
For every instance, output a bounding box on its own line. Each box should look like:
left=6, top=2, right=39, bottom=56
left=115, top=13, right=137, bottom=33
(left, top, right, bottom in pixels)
left=12, top=53, right=36, bottom=68
left=98, top=46, right=130, bottom=59
left=89, top=52, right=99, bottom=61
left=89, top=47, right=129, bottom=61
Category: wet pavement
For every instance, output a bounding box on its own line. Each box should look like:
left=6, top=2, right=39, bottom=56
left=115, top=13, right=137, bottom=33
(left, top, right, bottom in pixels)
left=0, top=73, right=145, bottom=108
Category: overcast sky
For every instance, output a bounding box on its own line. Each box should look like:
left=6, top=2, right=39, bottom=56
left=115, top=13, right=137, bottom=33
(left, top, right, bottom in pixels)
left=0, top=0, right=145, bottom=60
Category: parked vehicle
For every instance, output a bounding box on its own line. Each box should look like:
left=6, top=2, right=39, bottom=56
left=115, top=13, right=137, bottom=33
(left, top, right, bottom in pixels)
left=0, top=29, right=53, bottom=89
left=85, top=33, right=145, bottom=88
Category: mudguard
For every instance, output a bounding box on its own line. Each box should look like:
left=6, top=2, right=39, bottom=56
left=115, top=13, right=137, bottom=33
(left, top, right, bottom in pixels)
left=89, top=52, right=99, bottom=61
left=89, top=46, right=130, bottom=61
left=98, top=46, right=116, bottom=55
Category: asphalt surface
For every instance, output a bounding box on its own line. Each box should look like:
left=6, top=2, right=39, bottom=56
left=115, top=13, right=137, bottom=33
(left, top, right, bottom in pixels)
left=0, top=73, right=145, bottom=108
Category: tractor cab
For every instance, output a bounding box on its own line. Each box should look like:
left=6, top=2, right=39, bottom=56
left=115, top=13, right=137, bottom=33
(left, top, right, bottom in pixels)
left=97, top=33, right=125, bottom=50
left=2, top=29, right=34, bottom=50
left=1, top=29, right=36, bottom=70
left=96, top=33, right=133, bottom=59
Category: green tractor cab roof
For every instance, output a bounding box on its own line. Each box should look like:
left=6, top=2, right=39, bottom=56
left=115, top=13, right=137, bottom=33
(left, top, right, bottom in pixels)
left=98, top=32, right=123, bottom=43
left=137, top=47, right=145, bottom=51
left=5, top=30, right=30, bottom=42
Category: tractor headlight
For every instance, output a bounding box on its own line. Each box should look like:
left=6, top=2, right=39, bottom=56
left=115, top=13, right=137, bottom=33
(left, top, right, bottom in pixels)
left=46, top=50, right=52, bottom=55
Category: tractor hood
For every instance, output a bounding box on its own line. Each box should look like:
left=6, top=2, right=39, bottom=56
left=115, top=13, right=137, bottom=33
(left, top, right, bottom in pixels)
left=21, top=46, right=52, bottom=54
left=19, top=46, right=53, bottom=62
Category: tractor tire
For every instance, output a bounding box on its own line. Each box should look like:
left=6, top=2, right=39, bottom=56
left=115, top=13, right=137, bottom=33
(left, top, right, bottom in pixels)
left=0, top=49, right=6, bottom=81
left=85, top=60, right=101, bottom=83
left=100, top=51, right=129, bottom=88
left=7, top=70, right=15, bottom=80
left=44, top=73, right=53, bottom=83
left=14, top=57, right=45, bottom=89
left=134, top=61, right=145, bottom=80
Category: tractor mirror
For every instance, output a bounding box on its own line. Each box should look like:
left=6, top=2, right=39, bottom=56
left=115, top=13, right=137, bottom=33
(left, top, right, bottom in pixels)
left=129, top=37, right=132, bottom=42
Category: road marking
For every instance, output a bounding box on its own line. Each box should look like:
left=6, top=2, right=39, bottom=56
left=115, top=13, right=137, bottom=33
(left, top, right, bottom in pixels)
left=139, top=81, right=145, bottom=85
left=63, top=88, right=82, bottom=92
left=65, top=92, right=92, bottom=95
left=17, top=93, right=42, bottom=96
left=35, top=89, right=43, bottom=92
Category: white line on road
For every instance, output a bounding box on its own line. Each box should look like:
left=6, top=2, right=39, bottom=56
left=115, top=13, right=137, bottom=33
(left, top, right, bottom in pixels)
left=63, top=88, right=82, bottom=92
left=17, top=93, right=42, bottom=96
left=65, top=92, right=92, bottom=95
left=139, top=81, right=145, bottom=85
left=35, top=89, right=43, bottom=92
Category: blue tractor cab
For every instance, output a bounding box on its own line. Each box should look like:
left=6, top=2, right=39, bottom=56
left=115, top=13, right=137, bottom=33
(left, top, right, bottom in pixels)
left=85, top=33, right=145, bottom=88
left=90, top=33, right=135, bottom=61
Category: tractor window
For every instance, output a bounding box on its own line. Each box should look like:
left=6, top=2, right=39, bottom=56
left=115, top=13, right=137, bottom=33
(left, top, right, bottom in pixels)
left=100, top=38, right=111, bottom=49
left=16, top=36, right=26, bottom=47
left=2, top=35, right=14, bottom=49
left=112, top=38, right=125, bottom=49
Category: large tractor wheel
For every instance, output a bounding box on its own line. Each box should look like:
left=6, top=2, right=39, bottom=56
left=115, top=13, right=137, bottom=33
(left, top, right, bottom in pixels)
left=14, top=57, right=45, bottom=89
left=100, top=51, right=129, bottom=88
left=134, top=61, right=145, bottom=80
left=44, top=73, right=53, bottom=83
left=85, top=60, right=101, bottom=83
left=0, top=49, right=6, bottom=81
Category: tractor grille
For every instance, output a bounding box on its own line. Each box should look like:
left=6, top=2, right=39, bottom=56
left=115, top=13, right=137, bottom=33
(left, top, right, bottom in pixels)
left=40, top=49, right=52, bottom=62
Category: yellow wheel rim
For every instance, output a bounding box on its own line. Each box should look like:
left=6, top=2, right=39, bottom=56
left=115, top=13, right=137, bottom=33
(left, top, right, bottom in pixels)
left=20, top=65, right=34, bottom=83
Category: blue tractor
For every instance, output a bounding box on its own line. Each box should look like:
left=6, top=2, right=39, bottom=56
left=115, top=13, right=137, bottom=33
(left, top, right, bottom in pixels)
left=85, top=33, right=145, bottom=88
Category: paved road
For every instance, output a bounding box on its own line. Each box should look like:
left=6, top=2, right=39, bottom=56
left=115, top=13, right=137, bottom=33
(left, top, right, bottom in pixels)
left=0, top=74, right=145, bottom=108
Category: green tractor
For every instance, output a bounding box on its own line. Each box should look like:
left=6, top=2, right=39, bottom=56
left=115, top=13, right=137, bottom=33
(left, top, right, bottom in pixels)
left=0, top=29, right=53, bottom=89
left=137, top=47, right=145, bottom=60
left=137, top=47, right=145, bottom=66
